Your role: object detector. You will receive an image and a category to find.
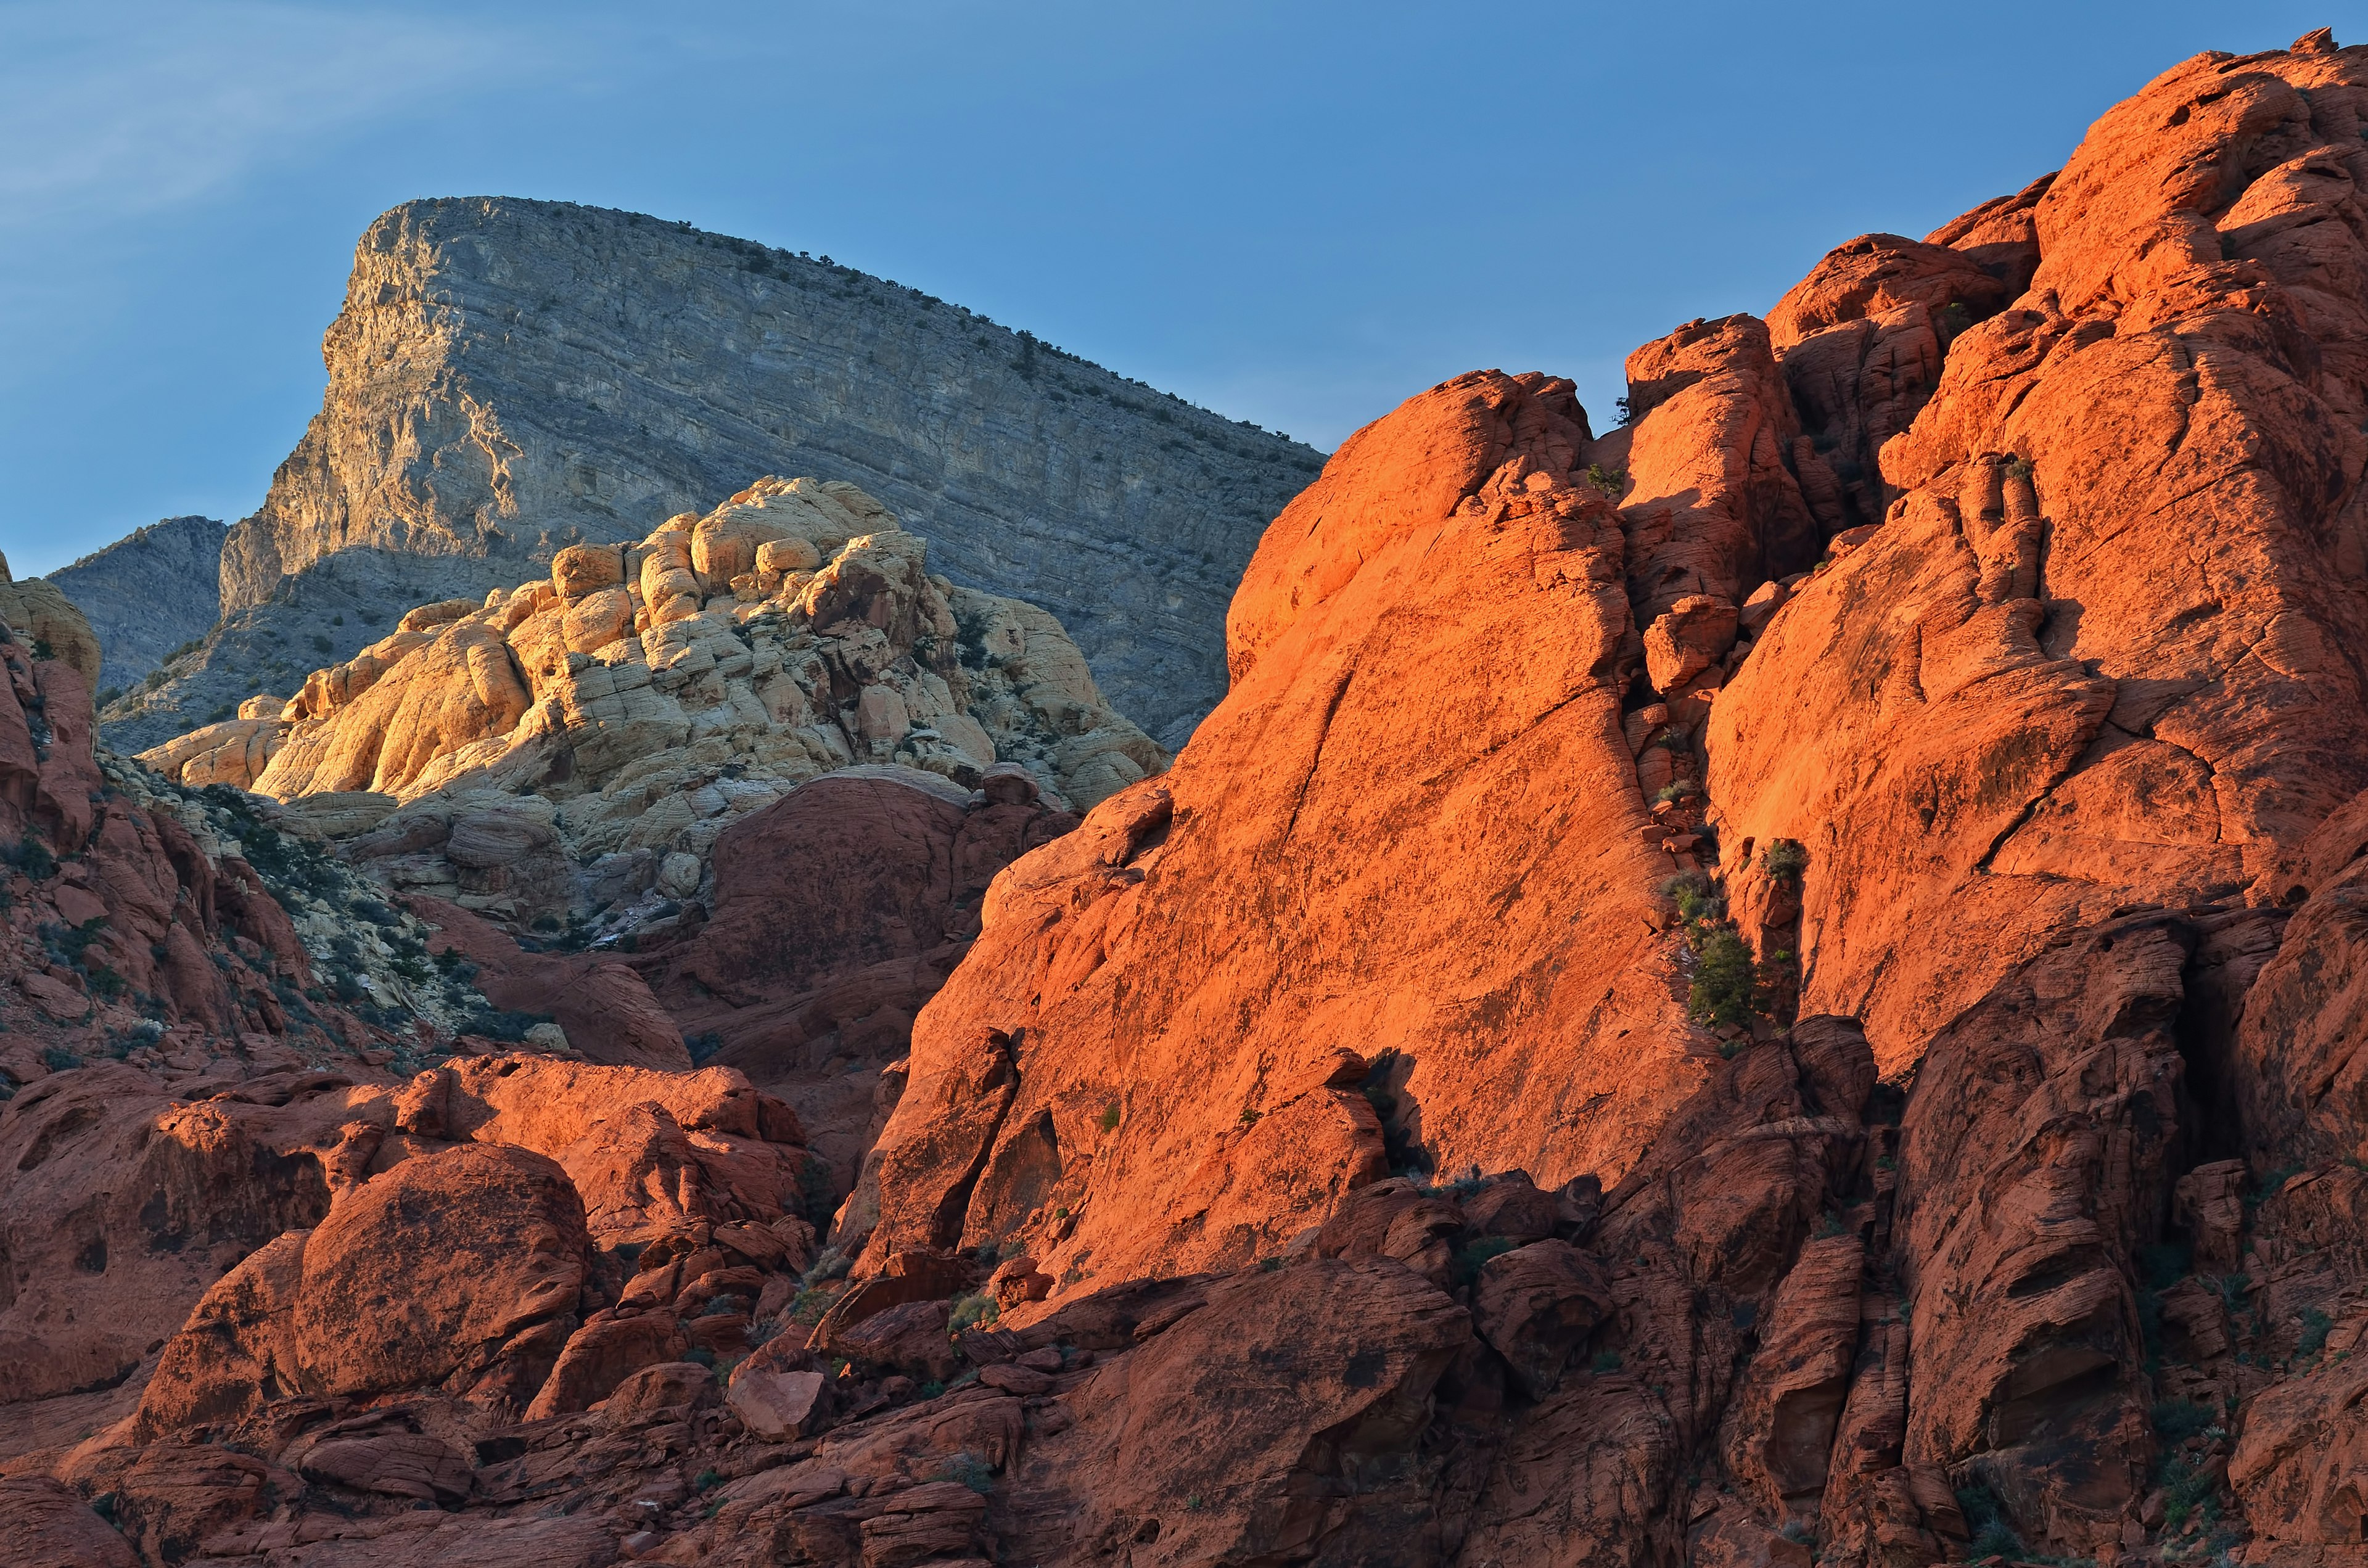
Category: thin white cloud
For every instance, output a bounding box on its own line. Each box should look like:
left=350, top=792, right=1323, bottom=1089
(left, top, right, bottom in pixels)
left=0, top=1, right=566, bottom=232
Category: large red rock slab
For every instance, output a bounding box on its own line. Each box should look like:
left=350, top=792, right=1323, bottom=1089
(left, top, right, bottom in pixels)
left=0, top=1476, right=136, bottom=1568
left=1891, top=915, right=2191, bottom=1559
left=135, top=1142, right=591, bottom=1433
left=402, top=1054, right=812, bottom=1244
left=1724, top=1232, right=1863, bottom=1521
left=1455, top=1365, right=1685, bottom=1567
left=998, top=1257, right=1477, bottom=1566
left=1621, top=314, right=1822, bottom=618
left=523, top=1311, right=691, bottom=1419
left=2228, top=1353, right=2368, bottom=1551
left=86, top=1441, right=287, bottom=1568
left=2224, top=786, right=2368, bottom=1165
left=411, top=896, right=690, bottom=1070
left=855, top=369, right=1701, bottom=1292
left=295, top=1427, right=474, bottom=1503
left=1472, top=1239, right=1614, bottom=1400
left=0, top=1067, right=376, bottom=1406
left=1455, top=1019, right=1876, bottom=1565
left=1767, top=232, right=2013, bottom=351
left=1769, top=231, right=2006, bottom=536
left=634, top=772, right=1075, bottom=1186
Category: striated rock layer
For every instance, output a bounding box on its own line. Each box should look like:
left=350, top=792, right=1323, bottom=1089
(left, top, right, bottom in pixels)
left=213, top=197, right=1324, bottom=749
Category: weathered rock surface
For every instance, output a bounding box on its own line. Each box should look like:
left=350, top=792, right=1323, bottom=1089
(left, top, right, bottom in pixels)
left=854, top=367, right=1702, bottom=1295
left=41, top=517, right=227, bottom=696
left=138, top=479, right=1157, bottom=940
left=1711, top=35, right=2368, bottom=1069
left=202, top=196, right=1322, bottom=751
left=22, top=31, right=2368, bottom=1568
left=0, top=551, right=103, bottom=696
left=633, top=769, right=1077, bottom=1189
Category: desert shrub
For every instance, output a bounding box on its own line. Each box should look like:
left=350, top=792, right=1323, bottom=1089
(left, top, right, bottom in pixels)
left=948, top=1291, right=999, bottom=1336
left=1658, top=871, right=1720, bottom=926
left=1955, top=1484, right=2023, bottom=1559
left=1688, top=929, right=1755, bottom=1027
left=463, top=1008, right=553, bottom=1043
left=1450, top=1236, right=1517, bottom=1288
left=1762, top=838, right=1809, bottom=886
left=931, top=1450, right=995, bottom=1495
left=797, top=1154, right=836, bottom=1221
left=7, top=835, right=56, bottom=880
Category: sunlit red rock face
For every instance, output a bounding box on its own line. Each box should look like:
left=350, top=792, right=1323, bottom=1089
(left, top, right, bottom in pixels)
left=20, top=30, right=2368, bottom=1568
left=1712, top=37, right=2368, bottom=1067
left=853, top=368, right=1714, bottom=1292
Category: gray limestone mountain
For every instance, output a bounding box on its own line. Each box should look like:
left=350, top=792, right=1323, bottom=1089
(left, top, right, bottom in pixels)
left=40, top=516, right=226, bottom=694
left=131, top=195, right=1321, bottom=754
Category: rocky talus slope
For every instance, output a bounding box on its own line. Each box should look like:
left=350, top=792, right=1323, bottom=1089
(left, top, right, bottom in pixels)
left=11, top=28, right=2368, bottom=1568
left=42, top=517, right=228, bottom=696
left=110, top=197, right=1322, bottom=752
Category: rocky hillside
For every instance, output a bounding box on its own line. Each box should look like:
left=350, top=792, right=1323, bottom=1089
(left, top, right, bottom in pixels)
left=134, top=477, right=1158, bottom=933
left=112, top=197, right=1323, bottom=753
left=43, top=516, right=226, bottom=696
left=9, top=27, right=2368, bottom=1568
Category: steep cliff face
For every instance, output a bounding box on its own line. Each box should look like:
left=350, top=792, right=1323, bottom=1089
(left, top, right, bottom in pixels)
left=851, top=370, right=1706, bottom=1291
left=42, top=517, right=226, bottom=694
left=1711, top=35, right=2368, bottom=1066
left=216, top=197, right=1324, bottom=748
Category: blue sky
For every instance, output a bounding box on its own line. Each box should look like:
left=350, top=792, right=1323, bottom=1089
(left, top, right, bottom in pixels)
left=0, top=1, right=2346, bottom=575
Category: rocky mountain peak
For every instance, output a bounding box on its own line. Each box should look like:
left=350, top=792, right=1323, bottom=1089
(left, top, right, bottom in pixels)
left=214, top=196, right=1323, bottom=749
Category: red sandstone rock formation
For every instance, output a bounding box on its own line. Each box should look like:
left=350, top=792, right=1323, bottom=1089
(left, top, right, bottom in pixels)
left=629, top=769, right=1076, bottom=1191
left=17, top=28, right=2368, bottom=1568
left=852, top=367, right=1705, bottom=1295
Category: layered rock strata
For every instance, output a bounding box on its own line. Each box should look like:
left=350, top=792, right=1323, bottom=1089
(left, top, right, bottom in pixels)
left=207, top=196, right=1323, bottom=750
